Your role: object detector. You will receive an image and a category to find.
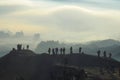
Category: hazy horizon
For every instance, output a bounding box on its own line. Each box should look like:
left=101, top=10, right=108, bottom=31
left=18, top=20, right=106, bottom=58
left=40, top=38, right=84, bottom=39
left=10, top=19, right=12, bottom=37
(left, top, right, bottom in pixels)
left=0, top=0, right=120, bottom=42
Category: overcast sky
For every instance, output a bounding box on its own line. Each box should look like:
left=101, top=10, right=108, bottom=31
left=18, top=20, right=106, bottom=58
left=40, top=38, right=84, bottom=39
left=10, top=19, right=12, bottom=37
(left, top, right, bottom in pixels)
left=0, top=0, right=120, bottom=42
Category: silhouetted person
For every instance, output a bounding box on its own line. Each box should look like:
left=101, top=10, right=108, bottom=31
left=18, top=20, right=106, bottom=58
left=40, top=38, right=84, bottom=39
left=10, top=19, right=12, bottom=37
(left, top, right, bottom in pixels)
left=27, top=45, right=29, bottom=50
left=11, top=48, right=16, bottom=53
left=52, top=48, right=55, bottom=55
left=103, top=51, right=107, bottom=58
left=63, top=47, right=66, bottom=55
left=97, top=50, right=101, bottom=57
left=17, top=44, right=22, bottom=50
left=79, top=47, right=82, bottom=54
left=109, top=53, right=112, bottom=58
left=60, top=48, right=63, bottom=54
left=55, top=48, right=58, bottom=55
left=70, top=47, right=73, bottom=54
left=12, top=48, right=16, bottom=51
left=48, top=48, right=51, bottom=55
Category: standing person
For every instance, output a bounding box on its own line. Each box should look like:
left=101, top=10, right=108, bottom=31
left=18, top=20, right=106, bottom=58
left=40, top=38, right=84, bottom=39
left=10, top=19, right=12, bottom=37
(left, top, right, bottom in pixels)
left=103, top=51, right=107, bottom=58
left=55, top=48, right=58, bottom=55
left=63, top=47, right=66, bottom=55
left=60, top=48, right=63, bottom=54
left=52, top=48, right=55, bottom=55
left=26, top=45, right=29, bottom=50
left=79, top=47, right=82, bottom=54
left=97, top=50, right=101, bottom=57
left=48, top=48, right=51, bottom=55
left=70, top=47, right=73, bottom=54
left=109, top=53, right=112, bottom=58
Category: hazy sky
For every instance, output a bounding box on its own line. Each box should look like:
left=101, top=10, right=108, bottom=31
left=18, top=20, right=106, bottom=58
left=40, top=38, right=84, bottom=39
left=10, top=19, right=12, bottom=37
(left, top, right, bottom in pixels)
left=0, top=0, right=120, bottom=42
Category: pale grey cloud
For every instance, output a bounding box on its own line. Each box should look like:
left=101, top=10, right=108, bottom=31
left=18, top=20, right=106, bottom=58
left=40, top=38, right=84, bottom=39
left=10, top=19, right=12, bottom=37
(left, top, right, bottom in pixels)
left=8, top=6, right=120, bottom=42
left=31, top=0, right=120, bottom=10
left=0, top=5, right=27, bottom=15
left=0, top=0, right=120, bottom=42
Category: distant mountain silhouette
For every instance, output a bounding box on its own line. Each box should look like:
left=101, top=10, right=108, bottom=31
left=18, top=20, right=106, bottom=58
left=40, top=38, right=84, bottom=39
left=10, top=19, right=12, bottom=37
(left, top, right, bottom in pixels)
left=0, top=45, right=120, bottom=80
left=87, top=39, right=120, bottom=48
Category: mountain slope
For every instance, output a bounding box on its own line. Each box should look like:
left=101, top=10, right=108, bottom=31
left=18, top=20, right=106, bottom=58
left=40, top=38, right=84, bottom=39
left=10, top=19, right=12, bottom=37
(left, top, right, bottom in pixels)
left=0, top=49, right=120, bottom=80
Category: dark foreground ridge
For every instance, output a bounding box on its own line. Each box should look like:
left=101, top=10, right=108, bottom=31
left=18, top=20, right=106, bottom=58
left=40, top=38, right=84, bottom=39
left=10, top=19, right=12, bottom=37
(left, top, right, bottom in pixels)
left=0, top=45, right=120, bottom=80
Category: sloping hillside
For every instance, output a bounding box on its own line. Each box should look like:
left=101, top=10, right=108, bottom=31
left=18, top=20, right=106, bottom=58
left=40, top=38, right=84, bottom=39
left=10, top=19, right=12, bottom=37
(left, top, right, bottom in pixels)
left=0, top=48, right=119, bottom=80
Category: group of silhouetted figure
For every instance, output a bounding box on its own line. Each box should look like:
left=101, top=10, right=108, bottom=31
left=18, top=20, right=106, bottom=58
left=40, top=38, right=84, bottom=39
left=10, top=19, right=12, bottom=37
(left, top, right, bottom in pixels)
left=12, top=44, right=30, bottom=52
left=48, top=46, right=113, bottom=59
left=48, top=47, right=83, bottom=55
left=97, top=50, right=112, bottom=58
left=48, top=47, right=66, bottom=55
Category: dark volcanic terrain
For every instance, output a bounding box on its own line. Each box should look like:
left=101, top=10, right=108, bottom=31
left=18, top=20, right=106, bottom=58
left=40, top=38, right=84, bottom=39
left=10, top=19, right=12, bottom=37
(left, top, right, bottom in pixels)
left=0, top=45, right=120, bottom=80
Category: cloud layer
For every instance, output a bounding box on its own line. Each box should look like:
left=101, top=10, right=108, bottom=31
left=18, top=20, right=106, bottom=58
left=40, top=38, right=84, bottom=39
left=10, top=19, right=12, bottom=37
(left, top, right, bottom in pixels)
left=0, top=0, right=120, bottom=42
